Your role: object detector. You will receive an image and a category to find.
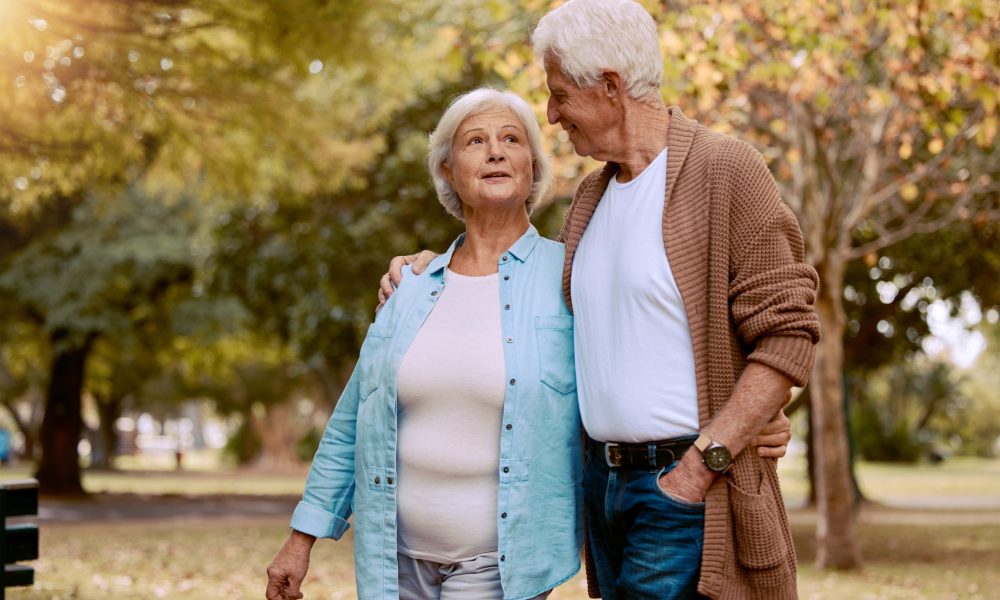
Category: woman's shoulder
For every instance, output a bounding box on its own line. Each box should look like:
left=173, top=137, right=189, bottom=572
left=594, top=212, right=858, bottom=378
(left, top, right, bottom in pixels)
left=535, top=235, right=566, bottom=256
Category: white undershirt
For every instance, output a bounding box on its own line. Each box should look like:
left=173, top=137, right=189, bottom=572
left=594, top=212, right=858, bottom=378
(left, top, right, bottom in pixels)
left=571, top=148, right=700, bottom=442
left=395, top=269, right=505, bottom=563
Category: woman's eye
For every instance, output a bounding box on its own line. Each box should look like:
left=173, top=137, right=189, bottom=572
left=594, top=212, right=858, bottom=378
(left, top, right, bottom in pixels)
left=504, top=135, right=518, bottom=143
left=469, top=137, right=483, bottom=145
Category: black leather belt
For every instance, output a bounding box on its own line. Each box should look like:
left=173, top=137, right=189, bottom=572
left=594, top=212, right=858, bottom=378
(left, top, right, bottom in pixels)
left=588, top=435, right=698, bottom=469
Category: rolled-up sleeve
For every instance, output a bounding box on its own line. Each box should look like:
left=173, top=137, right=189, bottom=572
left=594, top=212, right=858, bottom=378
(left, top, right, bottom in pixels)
left=290, top=365, right=362, bottom=540
left=726, top=146, right=821, bottom=386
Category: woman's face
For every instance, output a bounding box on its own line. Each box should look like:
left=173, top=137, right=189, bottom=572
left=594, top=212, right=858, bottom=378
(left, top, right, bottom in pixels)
left=443, top=108, right=534, bottom=215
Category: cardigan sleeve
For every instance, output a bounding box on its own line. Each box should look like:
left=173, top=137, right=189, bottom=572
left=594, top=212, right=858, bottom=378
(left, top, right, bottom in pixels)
left=722, top=140, right=821, bottom=386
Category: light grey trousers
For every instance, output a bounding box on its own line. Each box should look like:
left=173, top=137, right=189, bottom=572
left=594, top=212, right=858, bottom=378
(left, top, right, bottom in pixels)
left=397, top=552, right=552, bottom=600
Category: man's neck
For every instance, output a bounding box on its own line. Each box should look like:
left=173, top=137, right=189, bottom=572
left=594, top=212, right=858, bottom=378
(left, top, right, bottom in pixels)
left=612, top=100, right=670, bottom=183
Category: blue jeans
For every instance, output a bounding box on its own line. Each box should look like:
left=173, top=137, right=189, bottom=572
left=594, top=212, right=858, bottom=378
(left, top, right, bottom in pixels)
left=584, top=450, right=706, bottom=599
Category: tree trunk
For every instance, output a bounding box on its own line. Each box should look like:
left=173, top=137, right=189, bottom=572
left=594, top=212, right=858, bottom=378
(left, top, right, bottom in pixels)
left=805, top=395, right=817, bottom=506
left=35, top=331, right=93, bottom=496
left=92, top=395, right=123, bottom=470
left=811, top=258, right=863, bottom=568
left=248, top=400, right=304, bottom=470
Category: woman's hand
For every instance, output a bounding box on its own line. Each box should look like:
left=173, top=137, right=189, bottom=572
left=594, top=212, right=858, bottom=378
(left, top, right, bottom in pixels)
left=753, top=407, right=792, bottom=458
left=265, top=531, right=316, bottom=600
left=377, top=251, right=439, bottom=310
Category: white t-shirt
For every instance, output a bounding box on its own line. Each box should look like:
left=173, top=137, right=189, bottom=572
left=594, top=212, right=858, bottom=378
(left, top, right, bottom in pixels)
left=571, top=147, right=700, bottom=442
left=395, top=269, right=505, bottom=563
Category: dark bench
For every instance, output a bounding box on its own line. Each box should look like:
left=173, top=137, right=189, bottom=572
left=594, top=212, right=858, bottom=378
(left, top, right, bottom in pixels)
left=0, top=479, right=38, bottom=598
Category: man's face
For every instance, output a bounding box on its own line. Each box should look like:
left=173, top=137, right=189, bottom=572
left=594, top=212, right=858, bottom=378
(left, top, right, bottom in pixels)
left=544, top=56, right=616, bottom=159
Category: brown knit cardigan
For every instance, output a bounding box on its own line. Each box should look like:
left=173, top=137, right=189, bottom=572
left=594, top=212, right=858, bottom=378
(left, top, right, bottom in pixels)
left=558, top=107, right=820, bottom=600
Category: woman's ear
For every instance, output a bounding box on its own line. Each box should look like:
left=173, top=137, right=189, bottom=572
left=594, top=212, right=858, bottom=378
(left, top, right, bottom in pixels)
left=442, top=162, right=454, bottom=187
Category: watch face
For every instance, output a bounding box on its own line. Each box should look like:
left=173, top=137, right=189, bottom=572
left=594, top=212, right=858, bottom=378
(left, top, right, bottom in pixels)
left=704, top=446, right=732, bottom=472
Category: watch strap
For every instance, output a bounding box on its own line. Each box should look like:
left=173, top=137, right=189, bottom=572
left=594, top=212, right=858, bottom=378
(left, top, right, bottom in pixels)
left=693, top=433, right=712, bottom=453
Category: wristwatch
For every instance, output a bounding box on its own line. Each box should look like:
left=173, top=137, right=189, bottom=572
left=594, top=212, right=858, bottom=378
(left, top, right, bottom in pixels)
left=693, top=433, right=732, bottom=473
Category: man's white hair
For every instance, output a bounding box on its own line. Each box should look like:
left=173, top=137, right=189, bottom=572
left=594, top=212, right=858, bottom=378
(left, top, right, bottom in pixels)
left=428, top=88, right=552, bottom=221
left=532, top=0, right=662, bottom=98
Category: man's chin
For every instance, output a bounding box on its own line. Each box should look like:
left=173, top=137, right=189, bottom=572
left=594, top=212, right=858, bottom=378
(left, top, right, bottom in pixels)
left=570, top=141, right=591, bottom=158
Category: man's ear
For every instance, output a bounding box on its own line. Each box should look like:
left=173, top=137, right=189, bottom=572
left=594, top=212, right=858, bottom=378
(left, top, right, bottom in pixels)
left=601, top=70, right=623, bottom=100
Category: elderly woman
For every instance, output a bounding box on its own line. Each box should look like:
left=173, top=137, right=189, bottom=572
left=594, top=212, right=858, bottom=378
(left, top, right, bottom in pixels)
left=265, top=88, right=580, bottom=600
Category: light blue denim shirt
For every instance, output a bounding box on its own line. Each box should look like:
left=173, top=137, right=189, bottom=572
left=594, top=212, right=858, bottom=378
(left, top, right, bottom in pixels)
left=291, top=225, right=582, bottom=600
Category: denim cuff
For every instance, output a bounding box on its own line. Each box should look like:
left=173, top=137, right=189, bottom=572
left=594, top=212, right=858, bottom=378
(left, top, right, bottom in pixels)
left=290, top=501, right=350, bottom=540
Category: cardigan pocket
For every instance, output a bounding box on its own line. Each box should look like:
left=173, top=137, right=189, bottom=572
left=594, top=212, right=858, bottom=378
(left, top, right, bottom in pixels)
left=728, top=473, right=788, bottom=569
left=535, top=315, right=576, bottom=395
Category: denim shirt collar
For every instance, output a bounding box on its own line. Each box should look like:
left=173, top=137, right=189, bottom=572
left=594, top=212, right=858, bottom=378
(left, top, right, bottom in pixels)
left=426, top=224, right=541, bottom=276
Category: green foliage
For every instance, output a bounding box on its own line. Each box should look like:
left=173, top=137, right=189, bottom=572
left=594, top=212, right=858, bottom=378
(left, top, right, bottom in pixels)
left=222, top=418, right=261, bottom=466
left=851, top=359, right=967, bottom=462
left=843, top=219, right=1000, bottom=374
left=0, top=189, right=211, bottom=348
left=952, top=324, right=1000, bottom=457
left=295, top=426, right=322, bottom=463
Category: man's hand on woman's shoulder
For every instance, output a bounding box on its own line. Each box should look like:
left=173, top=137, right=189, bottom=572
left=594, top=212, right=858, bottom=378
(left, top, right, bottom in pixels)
left=376, top=250, right=439, bottom=312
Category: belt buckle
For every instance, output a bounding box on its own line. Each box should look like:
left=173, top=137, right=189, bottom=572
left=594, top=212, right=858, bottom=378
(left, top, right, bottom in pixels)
left=604, top=442, right=622, bottom=468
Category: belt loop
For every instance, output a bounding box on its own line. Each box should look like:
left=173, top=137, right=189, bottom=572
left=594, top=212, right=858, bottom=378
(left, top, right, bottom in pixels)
left=647, top=443, right=656, bottom=469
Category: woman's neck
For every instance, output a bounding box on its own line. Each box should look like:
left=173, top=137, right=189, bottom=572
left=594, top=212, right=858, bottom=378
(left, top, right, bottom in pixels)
left=450, top=209, right=530, bottom=276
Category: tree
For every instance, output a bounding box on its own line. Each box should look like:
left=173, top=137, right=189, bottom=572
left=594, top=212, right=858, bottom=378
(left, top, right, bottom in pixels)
left=0, top=191, right=201, bottom=493
left=643, top=0, right=999, bottom=569
left=0, top=0, right=461, bottom=493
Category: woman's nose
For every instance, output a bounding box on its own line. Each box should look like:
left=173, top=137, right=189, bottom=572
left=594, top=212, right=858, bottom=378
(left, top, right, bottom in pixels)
left=487, top=145, right=505, bottom=162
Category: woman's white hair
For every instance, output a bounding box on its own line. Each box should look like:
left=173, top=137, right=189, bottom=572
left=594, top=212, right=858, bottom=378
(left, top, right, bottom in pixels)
left=428, top=87, right=552, bottom=221
left=532, top=0, right=662, bottom=99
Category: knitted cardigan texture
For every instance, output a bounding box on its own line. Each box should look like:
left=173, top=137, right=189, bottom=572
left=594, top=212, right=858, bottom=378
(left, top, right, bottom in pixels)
left=558, top=107, right=820, bottom=600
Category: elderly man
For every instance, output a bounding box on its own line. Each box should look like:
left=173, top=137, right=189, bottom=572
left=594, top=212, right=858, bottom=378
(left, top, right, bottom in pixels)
left=381, top=0, right=820, bottom=598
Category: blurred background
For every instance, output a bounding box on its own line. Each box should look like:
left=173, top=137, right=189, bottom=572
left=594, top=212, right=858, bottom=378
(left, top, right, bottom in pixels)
left=1, top=0, right=998, bottom=598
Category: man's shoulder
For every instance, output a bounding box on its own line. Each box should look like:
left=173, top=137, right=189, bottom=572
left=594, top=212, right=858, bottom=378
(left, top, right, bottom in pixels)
left=574, top=167, right=607, bottom=199
left=690, top=125, right=762, bottom=169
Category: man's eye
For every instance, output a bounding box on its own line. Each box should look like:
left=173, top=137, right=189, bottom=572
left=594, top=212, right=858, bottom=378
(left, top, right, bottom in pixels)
left=504, top=135, right=518, bottom=143
left=469, top=137, right=483, bottom=145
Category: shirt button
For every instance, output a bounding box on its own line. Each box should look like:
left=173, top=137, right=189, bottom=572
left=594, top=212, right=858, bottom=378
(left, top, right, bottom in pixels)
left=500, top=554, right=506, bottom=561
left=387, top=477, right=394, bottom=484
left=509, top=378, right=515, bottom=385
left=374, top=476, right=381, bottom=484
left=501, top=512, right=507, bottom=519
left=506, top=337, right=513, bottom=343
left=505, top=424, right=512, bottom=430
left=503, top=275, right=510, bottom=281
left=502, top=256, right=508, bottom=262
left=504, top=304, right=510, bottom=310
left=430, top=290, right=438, bottom=296
left=502, top=467, right=509, bottom=473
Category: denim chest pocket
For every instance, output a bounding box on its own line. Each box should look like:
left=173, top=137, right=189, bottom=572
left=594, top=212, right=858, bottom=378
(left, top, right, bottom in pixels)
left=535, top=315, right=576, bottom=395
left=358, top=322, right=394, bottom=401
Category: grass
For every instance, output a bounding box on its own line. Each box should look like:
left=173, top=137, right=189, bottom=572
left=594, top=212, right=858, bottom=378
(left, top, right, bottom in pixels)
left=6, top=509, right=999, bottom=599
left=777, top=455, right=1000, bottom=506
left=3, top=456, right=998, bottom=599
